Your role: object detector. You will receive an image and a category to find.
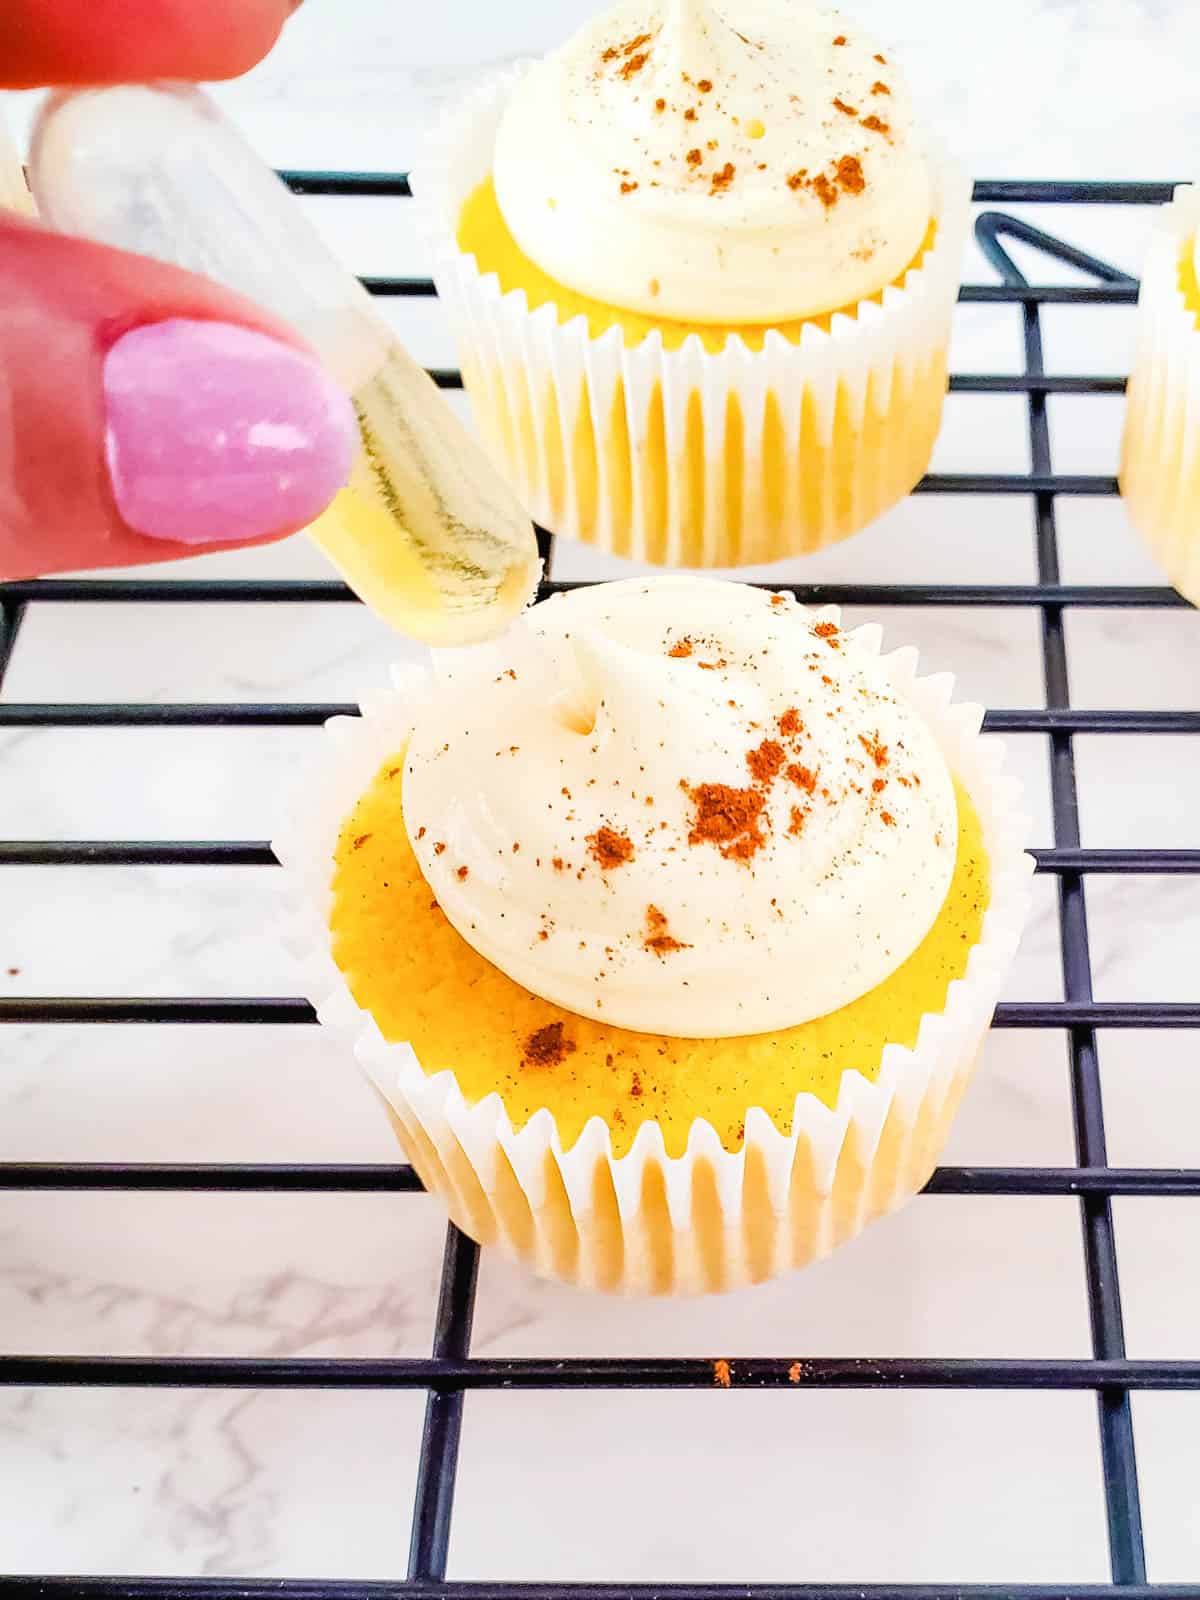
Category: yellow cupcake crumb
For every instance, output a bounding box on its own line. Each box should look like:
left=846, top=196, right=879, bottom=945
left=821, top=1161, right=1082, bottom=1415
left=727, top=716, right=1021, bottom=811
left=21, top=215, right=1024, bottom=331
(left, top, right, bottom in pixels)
left=329, top=752, right=990, bottom=1160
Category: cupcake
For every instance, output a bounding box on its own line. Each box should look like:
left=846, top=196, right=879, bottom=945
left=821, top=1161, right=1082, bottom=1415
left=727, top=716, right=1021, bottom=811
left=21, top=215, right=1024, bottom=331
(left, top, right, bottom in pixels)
left=278, top=577, right=1032, bottom=1295
left=417, top=1, right=970, bottom=568
left=1121, top=184, right=1200, bottom=603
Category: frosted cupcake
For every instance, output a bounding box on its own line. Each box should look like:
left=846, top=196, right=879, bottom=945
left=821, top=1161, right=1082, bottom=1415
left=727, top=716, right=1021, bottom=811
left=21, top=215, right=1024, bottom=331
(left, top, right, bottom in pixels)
left=418, top=1, right=970, bottom=568
left=279, top=578, right=1032, bottom=1295
left=1121, top=185, right=1200, bottom=602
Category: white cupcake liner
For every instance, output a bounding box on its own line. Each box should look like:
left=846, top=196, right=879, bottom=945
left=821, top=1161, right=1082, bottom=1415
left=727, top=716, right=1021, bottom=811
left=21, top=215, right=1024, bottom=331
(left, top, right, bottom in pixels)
left=1121, top=183, right=1200, bottom=603
left=411, top=67, right=972, bottom=568
left=274, top=610, right=1033, bottom=1297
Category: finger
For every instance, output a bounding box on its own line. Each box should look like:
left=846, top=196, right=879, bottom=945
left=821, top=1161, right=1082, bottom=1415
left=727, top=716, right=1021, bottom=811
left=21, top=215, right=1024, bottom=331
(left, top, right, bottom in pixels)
left=0, top=213, right=355, bottom=579
left=0, top=0, right=297, bottom=89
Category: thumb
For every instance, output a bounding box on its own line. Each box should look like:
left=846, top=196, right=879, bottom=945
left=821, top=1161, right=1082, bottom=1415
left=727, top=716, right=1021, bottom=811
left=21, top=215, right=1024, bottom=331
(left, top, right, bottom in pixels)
left=0, top=212, right=356, bottom=579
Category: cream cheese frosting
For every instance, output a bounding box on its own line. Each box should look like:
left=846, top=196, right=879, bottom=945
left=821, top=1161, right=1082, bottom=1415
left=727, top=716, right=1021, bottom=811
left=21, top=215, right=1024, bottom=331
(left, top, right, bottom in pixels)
left=402, top=577, right=957, bottom=1038
left=491, top=0, right=932, bottom=325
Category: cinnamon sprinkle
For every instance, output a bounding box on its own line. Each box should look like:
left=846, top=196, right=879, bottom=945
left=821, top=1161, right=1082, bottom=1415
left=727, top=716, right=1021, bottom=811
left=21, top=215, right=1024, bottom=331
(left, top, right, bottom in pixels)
left=777, top=708, right=804, bottom=738
left=620, top=179, right=639, bottom=194
left=833, top=34, right=847, bottom=45
left=811, top=173, right=839, bottom=208
left=786, top=763, right=818, bottom=794
left=858, top=732, right=889, bottom=769
left=746, top=738, right=786, bottom=784
left=456, top=865, right=469, bottom=880
left=687, top=782, right=767, bottom=863
left=686, top=147, right=703, bottom=165
left=643, top=904, right=690, bottom=957
left=587, top=826, right=635, bottom=870
left=814, top=620, right=841, bottom=645
left=522, top=1020, right=576, bottom=1069
left=668, top=637, right=694, bottom=658
left=788, top=805, right=806, bottom=837
left=352, top=833, right=372, bottom=851
left=832, top=97, right=858, bottom=116
left=861, top=113, right=890, bottom=135
left=837, top=155, right=865, bottom=194
left=872, top=80, right=891, bottom=95
left=710, top=161, right=735, bottom=193
left=697, top=78, right=713, bottom=92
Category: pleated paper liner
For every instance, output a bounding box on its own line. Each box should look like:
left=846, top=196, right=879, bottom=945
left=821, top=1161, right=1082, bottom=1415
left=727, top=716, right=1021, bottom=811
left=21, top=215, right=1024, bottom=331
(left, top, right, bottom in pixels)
left=414, top=66, right=971, bottom=569
left=1121, top=183, right=1200, bottom=604
left=275, top=613, right=1033, bottom=1297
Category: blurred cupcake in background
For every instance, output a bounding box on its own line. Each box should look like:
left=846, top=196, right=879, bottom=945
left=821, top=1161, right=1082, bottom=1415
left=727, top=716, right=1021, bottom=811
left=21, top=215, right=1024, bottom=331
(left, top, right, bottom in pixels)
left=1121, top=184, right=1200, bottom=603
left=418, top=0, right=970, bottom=568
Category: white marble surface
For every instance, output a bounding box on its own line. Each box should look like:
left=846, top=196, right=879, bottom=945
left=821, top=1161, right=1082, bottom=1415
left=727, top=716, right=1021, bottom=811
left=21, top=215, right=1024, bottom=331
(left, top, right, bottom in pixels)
left=3, top=0, right=1200, bottom=1586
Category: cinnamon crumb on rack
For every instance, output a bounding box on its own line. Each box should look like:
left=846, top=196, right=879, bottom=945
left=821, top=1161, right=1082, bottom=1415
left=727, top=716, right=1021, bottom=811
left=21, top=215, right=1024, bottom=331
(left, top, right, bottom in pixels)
left=714, top=1359, right=733, bottom=1388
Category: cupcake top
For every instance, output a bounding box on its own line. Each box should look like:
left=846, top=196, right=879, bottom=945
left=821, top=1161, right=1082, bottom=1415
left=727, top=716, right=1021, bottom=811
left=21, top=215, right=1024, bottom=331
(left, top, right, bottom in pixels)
left=492, top=0, right=931, bottom=325
left=402, top=578, right=957, bottom=1038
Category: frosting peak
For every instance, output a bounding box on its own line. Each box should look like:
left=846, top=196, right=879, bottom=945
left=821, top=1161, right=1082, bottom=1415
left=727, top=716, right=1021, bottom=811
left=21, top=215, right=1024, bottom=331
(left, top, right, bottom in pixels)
left=492, top=0, right=932, bottom=324
left=402, top=578, right=958, bottom=1038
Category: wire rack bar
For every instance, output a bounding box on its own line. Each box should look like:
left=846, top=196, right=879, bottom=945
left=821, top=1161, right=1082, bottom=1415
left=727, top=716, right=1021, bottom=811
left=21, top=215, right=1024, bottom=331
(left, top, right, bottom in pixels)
left=1, top=1163, right=1198, bottom=1197
left=7, top=1584, right=1200, bottom=1600
left=4, top=1354, right=1200, bottom=1391
left=2, top=705, right=1194, bottom=732
left=978, top=211, right=1147, bottom=1583
left=408, top=1226, right=481, bottom=1580
left=278, top=172, right=1181, bottom=205
left=0, top=999, right=1197, bottom=1027
left=359, top=276, right=1142, bottom=305
left=4, top=843, right=1199, bottom=872
left=0, top=580, right=1187, bottom=607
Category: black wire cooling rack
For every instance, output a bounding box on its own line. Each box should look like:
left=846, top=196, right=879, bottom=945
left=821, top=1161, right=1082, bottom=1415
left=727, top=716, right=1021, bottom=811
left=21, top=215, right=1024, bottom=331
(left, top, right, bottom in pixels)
left=2, top=174, right=1200, bottom=1599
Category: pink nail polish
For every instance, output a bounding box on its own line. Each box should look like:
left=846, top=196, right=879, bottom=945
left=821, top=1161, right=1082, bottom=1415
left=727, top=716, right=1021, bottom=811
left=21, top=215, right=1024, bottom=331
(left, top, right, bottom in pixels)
left=103, top=318, right=356, bottom=545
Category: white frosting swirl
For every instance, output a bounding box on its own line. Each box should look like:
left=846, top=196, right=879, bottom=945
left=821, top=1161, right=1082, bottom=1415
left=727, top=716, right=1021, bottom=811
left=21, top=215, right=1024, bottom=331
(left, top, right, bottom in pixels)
left=402, top=578, right=957, bottom=1038
left=492, top=0, right=932, bottom=324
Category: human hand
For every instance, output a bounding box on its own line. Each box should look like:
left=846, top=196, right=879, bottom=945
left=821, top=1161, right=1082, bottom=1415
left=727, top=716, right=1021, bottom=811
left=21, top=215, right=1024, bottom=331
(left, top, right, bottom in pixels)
left=0, top=0, right=355, bottom=579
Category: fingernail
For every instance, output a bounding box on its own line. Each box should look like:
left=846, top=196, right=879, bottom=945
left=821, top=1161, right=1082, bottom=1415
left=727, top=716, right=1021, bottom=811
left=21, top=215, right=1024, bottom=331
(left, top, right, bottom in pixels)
left=103, top=318, right=356, bottom=545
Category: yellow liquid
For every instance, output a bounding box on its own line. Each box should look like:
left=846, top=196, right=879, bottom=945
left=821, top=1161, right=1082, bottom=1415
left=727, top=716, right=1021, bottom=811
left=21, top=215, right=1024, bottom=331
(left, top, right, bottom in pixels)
left=307, top=347, right=541, bottom=647
left=330, top=756, right=990, bottom=1160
